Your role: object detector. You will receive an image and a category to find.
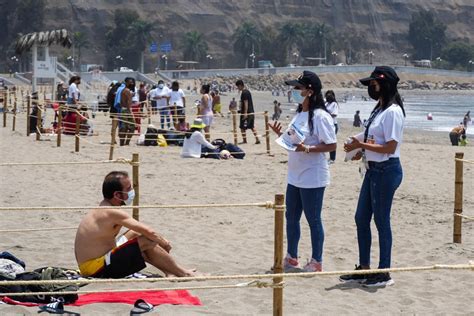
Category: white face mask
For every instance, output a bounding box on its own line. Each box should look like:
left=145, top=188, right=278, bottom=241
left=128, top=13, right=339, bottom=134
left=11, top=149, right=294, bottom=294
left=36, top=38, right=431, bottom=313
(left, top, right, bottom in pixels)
left=158, top=84, right=164, bottom=89
left=118, top=189, right=135, bottom=205
left=291, top=90, right=305, bottom=104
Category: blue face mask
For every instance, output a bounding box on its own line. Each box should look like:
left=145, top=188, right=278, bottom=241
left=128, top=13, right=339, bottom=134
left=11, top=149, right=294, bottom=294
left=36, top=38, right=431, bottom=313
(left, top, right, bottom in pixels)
left=291, top=90, right=305, bottom=104
left=158, top=84, right=164, bottom=89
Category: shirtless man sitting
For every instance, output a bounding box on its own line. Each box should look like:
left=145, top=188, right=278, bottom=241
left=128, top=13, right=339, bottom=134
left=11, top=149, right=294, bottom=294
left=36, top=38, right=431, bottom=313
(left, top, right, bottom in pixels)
left=75, top=171, right=198, bottom=278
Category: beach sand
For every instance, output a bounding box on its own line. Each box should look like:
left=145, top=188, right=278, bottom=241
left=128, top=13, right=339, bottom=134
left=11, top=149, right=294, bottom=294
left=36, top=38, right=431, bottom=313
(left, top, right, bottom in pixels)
left=0, top=91, right=473, bottom=315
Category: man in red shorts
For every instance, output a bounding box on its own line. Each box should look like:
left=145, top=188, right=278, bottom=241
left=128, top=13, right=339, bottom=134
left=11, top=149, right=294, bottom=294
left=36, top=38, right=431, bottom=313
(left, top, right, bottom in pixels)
left=75, top=171, right=199, bottom=278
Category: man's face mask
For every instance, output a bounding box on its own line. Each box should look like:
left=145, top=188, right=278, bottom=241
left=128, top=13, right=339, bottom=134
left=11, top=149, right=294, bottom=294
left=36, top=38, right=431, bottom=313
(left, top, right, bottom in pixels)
left=158, top=83, right=164, bottom=89
left=117, top=189, right=135, bottom=205
left=291, top=89, right=305, bottom=104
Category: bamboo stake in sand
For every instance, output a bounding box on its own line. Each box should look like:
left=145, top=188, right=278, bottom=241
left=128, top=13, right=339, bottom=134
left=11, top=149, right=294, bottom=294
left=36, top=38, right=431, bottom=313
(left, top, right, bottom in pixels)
left=273, top=194, right=285, bottom=316
left=75, top=112, right=80, bottom=152
left=57, top=109, right=62, bottom=147
left=264, top=111, right=270, bottom=154
left=2, top=91, right=7, bottom=128
left=232, top=111, right=238, bottom=145
left=132, top=153, right=140, bottom=220
left=26, top=96, right=31, bottom=136
left=109, top=117, right=117, bottom=160
left=12, top=94, right=17, bottom=132
left=453, top=152, right=464, bottom=243
left=36, top=102, right=41, bottom=141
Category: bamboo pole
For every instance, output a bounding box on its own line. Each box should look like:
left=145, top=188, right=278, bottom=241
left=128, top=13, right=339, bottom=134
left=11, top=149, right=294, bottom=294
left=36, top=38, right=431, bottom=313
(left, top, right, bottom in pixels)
left=57, top=110, right=62, bottom=147
left=2, top=91, right=7, bottom=128
left=173, top=104, right=178, bottom=127
left=232, top=111, right=238, bottom=145
left=132, top=153, right=140, bottom=221
left=147, top=101, right=151, bottom=124
left=12, top=94, right=17, bottom=131
left=26, top=96, right=31, bottom=136
left=264, top=111, right=270, bottom=154
left=109, top=117, right=117, bottom=160
left=36, top=103, right=41, bottom=141
left=453, top=152, right=464, bottom=243
left=273, top=194, right=285, bottom=316
left=75, top=112, right=80, bottom=152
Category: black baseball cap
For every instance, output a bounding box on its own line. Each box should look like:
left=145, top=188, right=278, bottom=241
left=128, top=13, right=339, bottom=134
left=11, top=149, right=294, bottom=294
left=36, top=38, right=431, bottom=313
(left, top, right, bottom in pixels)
left=359, top=66, right=400, bottom=86
left=285, top=70, right=322, bottom=93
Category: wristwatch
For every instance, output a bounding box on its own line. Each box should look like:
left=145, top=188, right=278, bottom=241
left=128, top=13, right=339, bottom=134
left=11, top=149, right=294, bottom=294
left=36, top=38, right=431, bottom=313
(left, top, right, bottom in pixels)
left=304, top=145, right=310, bottom=153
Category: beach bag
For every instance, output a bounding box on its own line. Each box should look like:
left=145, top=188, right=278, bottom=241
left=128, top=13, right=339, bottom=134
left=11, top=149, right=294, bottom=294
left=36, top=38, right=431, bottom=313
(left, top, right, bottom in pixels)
left=224, top=143, right=245, bottom=159
left=144, top=127, right=159, bottom=146
left=0, top=267, right=79, bottom=304
left=211, top=138, right=227, bottom=151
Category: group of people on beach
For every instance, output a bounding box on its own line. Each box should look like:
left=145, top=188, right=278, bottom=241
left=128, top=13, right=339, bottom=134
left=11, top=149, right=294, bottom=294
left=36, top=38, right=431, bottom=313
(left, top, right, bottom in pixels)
left=75, top=66, right=406, bottom=288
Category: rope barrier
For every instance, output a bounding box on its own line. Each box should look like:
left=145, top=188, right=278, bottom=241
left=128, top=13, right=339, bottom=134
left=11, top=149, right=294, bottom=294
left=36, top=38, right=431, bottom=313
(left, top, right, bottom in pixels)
left=0, top=202, right=274, bottom=211
left=0, top=158, right=136, bottom=167
left=455, top=158, right=474, bottom=164
left=0, top=281, right=285, bottom=297
left=0, top=227, right=77, bottom=233
left=0, top=262, right=471, bottom=287
left=455, top=213, right=474, bottom=222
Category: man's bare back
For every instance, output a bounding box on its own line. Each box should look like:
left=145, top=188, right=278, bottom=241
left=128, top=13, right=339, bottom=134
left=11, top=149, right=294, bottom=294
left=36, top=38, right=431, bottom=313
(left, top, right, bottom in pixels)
left=74, top=202, right=125, bottom=265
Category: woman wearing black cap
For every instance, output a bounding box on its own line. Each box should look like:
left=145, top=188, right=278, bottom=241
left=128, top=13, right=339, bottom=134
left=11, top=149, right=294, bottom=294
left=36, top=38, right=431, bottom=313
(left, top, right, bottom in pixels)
left=269, top=71, right=337, bottom=272
left=341, top=66, right=405, bottom=287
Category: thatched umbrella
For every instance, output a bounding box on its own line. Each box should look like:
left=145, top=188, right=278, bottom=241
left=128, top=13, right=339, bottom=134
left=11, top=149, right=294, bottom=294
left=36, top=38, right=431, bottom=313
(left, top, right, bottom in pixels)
left=15, top=29, right=72, bottom=55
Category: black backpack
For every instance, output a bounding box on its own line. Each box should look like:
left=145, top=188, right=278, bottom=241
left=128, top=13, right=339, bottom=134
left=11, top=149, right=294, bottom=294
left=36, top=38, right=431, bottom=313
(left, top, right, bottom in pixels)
left=144, top=127, right=159, bottom=146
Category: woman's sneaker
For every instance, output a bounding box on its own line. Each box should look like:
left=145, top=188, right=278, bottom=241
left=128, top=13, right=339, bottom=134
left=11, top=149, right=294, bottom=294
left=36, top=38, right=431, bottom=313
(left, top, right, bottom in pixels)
left=283, top=254, right=300, bottom=271
left=362, top=273, right=394, bottom=287
left=303, top=258, right=322, bottom=272
left=339, top=265, right=369, bottom=283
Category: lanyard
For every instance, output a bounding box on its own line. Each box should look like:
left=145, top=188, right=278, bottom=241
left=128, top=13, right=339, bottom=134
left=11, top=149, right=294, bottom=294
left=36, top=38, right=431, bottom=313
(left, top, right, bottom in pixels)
left=363, top=106, right=381, bottom=143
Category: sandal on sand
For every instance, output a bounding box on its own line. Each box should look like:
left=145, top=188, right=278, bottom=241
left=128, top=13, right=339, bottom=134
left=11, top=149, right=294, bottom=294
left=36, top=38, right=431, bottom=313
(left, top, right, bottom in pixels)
left=130, top=299, right=154, bottom=315
left=38, top=301, right=80, bottom=315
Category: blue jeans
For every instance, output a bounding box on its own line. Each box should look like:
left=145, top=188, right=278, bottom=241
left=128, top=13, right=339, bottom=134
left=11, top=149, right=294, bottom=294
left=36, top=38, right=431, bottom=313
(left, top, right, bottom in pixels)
left=355, top=158, right=403, bottom=269
left=159, top=109, right=171, bottom=129
left=286, top=184, right=326, bottom=262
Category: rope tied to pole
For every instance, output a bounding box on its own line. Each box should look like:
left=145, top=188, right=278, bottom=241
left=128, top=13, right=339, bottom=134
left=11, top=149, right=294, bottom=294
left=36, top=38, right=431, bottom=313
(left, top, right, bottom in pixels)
left=455, top=158, right=474, bottom=165
left=0, top=158, right=135, bottom=167
left=455, top=213, right=474, bottom=222
left=0, top=202, right=273, bottom=211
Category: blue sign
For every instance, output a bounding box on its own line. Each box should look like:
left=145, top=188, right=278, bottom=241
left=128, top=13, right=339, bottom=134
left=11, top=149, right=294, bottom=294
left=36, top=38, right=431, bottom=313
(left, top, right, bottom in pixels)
left=150, top=42, right=158, bottom=53
left=160, top=42, right=172, bottom=53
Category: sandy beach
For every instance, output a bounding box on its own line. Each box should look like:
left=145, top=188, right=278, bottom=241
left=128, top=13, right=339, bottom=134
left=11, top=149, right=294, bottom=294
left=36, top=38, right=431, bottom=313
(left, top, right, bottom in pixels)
left=0, top=90, right=473, bottom=315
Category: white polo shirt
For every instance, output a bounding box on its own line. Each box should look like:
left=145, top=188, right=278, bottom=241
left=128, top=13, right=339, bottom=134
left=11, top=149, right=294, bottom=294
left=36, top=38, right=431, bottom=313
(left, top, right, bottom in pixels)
left=365, top=104, right=404, bottom=162
left=152, top=86, right=171, bottom=109
left=325, top=101, right=338, bottom=124
left=287, top=109, right=337, bottom=188
left=169, top=89, right=185, bottom=108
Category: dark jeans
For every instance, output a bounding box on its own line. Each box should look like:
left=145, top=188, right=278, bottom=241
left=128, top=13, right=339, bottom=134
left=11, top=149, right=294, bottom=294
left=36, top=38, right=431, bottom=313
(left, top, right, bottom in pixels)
left=355, top=158, right=402, bottom=269
left=159, top=108, right=171, bottom=129
left=329, top=123, right=338, bottom=161
left=449, top=132, right=459, bottom=146
left=286, top=184, right=326, bottom=262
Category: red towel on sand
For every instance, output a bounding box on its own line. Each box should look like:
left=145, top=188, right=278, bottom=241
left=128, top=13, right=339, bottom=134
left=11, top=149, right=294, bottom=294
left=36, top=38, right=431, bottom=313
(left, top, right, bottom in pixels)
left=2, top=290, right=201, bottom=307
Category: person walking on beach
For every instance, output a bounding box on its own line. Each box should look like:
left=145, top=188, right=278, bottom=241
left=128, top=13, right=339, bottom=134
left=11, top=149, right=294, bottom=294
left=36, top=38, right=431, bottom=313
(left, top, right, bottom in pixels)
left=116, top=77, right=136, bottom=146
left=449, top=123, right=465, bottom=146
left=236, top=79, right=260, bottom=144
left=341, top=66, right=405, bottom=287
left=169, top=81, right=186, bottom=121
left=153, top=80, right=171, bottom=129
left=269, top=71, right=337, bottom=272
left=463, top=111, right=471, bottom=130
left=325, top=90, right=339, bottom=163
left=272, top=100, right=282, bottom=121
left=228, top=97, right=238, bottom=118
left=353, top=110, right=362, bottom=127
left=198, top=84, right=214, bottom=140
left=75, top=171, right=201, bottom=278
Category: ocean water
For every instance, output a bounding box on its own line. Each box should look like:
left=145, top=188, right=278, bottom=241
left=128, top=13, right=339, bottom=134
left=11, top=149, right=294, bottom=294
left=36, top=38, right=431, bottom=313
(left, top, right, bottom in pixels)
left=336, top=93, right=473, bottom=135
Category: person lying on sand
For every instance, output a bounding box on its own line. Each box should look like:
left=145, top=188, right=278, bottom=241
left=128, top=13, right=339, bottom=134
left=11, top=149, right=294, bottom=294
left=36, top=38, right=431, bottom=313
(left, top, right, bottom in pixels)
left=74, top=170, right=200, bottom=278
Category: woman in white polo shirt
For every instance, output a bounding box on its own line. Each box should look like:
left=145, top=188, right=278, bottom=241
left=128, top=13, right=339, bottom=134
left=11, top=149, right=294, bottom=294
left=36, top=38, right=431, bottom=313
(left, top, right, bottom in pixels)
left=269, top=71, right=337, bottom=272
left=341, top=66, right=405, bottom=287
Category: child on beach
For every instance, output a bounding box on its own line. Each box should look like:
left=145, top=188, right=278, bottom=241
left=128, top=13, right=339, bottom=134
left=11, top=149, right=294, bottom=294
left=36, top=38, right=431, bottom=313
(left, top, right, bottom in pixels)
left=272, top=100, right=282, bottom=121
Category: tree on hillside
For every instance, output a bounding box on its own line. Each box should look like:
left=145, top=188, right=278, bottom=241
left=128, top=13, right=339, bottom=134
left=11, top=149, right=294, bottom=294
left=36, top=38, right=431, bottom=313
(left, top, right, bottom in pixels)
left=181, top=31, right=208, bottom=62
left=441, top=42, right=474, bottom=70
left=300, top=23, right=333, bottom=64
left=129, top=20, right=154, bottom=72
left=233, top=22, right=262, bottom=68
left=278, top=22, right=305, bottom=64
left=105, top=9, right=145, bottom=70
left=260, top=26, right=285, bottom=66
left=333, top=31, right=365, bottom=64
left=408, top=10, right=446, bottom=60
left=73, top=32, right=90, bottom=71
